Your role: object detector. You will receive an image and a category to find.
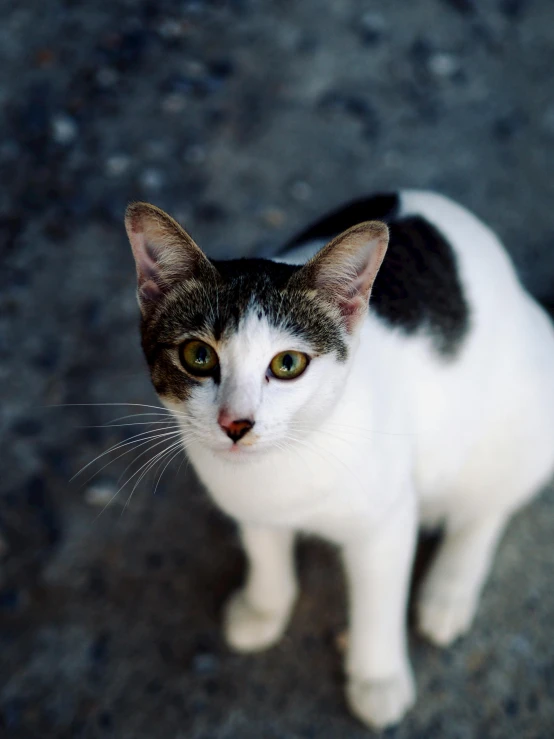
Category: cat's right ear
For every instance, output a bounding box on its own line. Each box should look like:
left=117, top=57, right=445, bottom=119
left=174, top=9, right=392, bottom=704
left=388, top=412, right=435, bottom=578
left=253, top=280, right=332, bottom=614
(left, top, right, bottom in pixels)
left=125, top=202, right=217, bottom=313
left=293, top=221, right=389, bottom=333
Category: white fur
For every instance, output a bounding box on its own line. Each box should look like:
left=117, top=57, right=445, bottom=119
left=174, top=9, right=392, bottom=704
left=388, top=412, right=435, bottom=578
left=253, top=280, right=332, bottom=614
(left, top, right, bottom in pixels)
left=169, top=191, right=554, bottom=729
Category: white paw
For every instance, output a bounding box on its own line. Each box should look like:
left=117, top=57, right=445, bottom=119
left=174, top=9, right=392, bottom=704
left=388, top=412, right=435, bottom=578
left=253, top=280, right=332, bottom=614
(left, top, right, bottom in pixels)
left=346, top=668, right=415, bottom=730
left=417, top=586, right=477, bottom=647
left=223, top=591, right=291, bottom=652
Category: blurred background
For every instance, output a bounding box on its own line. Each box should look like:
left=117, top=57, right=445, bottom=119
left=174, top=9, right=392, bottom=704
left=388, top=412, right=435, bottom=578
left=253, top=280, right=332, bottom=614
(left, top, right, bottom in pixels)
left=1, top=1, right=554, bottom=737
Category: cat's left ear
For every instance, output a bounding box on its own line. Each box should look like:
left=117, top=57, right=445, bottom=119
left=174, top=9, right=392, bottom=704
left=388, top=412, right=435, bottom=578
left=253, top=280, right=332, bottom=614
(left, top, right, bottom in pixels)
left=125, top=202, right=217, bottom=313
left=296, top=221, right=389, bottom=332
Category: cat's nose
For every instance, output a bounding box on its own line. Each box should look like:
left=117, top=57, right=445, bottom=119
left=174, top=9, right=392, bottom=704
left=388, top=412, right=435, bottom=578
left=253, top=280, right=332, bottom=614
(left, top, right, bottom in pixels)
left=218, top=412, right=255, bottom=443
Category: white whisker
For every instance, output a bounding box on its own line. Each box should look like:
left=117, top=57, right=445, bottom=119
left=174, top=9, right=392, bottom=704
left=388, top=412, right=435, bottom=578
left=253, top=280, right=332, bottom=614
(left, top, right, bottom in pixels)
left=80, top=432, right=185, bottom=492
left=113, top=432, right=191, bottom=487
left=286, top=432, right=364, bottom=496
left=121, top=438, right=186, bottom=514
left=290, top=422, right=374, bottom=449
left=105, top=411, right=176, bottom=425
left=80, top=420, right=181, bottom=429
left=70, top=426, right=182, bottom=482
left=153, top=446, right=186, bottom=497
left=46, top=402, right=189, bottom=418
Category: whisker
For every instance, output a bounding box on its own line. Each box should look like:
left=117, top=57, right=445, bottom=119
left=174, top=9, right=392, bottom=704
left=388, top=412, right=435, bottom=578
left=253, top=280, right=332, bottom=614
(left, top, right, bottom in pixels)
left=121, top=438, right=186, bottom=515
left=105, top=412, right=176, bottom=425
left=87, top=443, right=177, bottom=522
left=174, top=447, right=191, bottom=479
left=286, top=432, right=365, bottom=495
left=282, top=434, right=365, bottom=517
left=153, top=446, right=186, bottom=497
left=45, top=402, right=189, bottom=418
left=79, top=432, right=185, bottom=492
left=275, top=437, right=314, bottom=477
left=274, top=437, right=353, bottom=512
left=109, top=442, right=182, bottom=515
left=79, top=420, right=181, bottom=429
left=70, top=426, right=181, bottom=482
left=290, top=422, right=374, bottom=448
left=105, top=413, right=185, bottom=428
left=123, top=432, right=194, bottom=492
left=113, top=432, right=191, bottom=487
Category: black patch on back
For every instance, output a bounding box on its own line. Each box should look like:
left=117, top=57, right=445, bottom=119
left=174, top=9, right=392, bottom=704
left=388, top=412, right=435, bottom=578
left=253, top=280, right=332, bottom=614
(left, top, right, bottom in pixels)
left=372, top=216, right=469, bottom=356
left=285, top=193, right=470, bottom=357
left=283, top=193, right=400, bottom=252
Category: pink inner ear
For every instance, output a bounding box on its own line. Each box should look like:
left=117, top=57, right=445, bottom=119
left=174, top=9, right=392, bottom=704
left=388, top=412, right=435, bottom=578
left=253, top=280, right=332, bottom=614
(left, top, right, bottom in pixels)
left=314, top=233, right=388, bottom=333
left=126, top=203, right=212, bottom=311
left=338, top=294, right=367, bottom=332
left=129, top=228, right=167, bottom=304
left=140, top=278, right=163, bottom=302
left=332, top=253, right=377, bottom=329
left=133, top=233, right=159, bottom=284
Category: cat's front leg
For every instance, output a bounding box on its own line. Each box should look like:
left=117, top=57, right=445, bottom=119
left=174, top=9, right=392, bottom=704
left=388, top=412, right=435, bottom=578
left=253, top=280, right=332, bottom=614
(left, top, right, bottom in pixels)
left=224, top=524, right=297, bottom=652
left=342, top=500, right=417, bottom=730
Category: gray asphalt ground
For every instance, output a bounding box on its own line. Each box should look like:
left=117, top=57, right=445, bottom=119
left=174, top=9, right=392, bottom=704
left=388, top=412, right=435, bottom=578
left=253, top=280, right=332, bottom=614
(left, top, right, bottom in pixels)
left=1, top=1, right=554, bottom=737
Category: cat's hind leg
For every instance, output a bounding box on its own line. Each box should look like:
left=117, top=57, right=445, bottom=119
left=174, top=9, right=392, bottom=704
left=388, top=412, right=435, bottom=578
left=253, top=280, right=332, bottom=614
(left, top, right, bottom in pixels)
left=224, top=524, right=297, bottom=652
left=418, top=404, right=554, bottom=647
left=416, top=511, right=509, bottom=646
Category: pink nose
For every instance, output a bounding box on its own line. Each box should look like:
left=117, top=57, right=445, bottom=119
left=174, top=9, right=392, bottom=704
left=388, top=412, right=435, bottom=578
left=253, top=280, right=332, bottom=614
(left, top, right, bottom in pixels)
left=218, top=411, right=255, bottom=443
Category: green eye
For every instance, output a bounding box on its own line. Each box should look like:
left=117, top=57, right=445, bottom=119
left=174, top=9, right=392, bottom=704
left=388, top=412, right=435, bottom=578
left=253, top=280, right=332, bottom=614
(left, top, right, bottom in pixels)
left=269, top=351, right=309, bottom=380
left=180, top=339, right=219, bottom=377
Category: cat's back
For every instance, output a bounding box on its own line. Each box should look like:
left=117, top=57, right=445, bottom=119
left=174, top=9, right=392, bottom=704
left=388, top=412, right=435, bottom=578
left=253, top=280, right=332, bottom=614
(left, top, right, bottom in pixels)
left=279, top=191, right=554, bottom=522
left=280, top=190, right=527, bottom=360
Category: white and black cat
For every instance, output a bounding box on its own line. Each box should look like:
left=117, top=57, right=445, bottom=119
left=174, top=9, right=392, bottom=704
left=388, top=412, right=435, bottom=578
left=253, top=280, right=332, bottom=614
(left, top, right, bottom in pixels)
left=125, top=191, right=554, bottom=729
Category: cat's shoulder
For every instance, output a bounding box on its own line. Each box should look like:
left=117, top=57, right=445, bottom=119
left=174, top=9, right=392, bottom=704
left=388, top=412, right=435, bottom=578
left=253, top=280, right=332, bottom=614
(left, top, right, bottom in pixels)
left=281, top=191, right=472, bottom=358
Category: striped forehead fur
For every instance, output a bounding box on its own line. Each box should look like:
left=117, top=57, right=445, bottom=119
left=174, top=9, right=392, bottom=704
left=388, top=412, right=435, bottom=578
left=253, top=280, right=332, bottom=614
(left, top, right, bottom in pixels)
left=142, top=259, right=348, bottom=355
left=139, top=258, right=349, bottom=401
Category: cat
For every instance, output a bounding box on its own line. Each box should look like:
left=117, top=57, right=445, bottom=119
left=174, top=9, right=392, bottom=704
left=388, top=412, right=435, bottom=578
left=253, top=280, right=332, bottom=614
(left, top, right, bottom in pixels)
left=125, top=191, right=554, bottom=729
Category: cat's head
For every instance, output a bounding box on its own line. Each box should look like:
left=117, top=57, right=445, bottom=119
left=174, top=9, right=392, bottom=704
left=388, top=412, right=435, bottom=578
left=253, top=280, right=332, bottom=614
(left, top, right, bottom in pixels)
left=125, top=203, right=388, bottom=460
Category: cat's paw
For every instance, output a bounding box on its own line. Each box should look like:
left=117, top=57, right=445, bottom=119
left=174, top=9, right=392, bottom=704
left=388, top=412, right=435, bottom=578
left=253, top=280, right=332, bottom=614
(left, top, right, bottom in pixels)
left=346, top=669, right=416, bottom=730
left=417, top=586, right=477, bottom=647
left=223, top=591, right=291, bottom=652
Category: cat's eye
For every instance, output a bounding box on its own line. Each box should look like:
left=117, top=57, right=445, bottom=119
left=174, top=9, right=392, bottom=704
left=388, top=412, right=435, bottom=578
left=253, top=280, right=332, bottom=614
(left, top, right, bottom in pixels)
left=269, top=351, right=309, bottom=380
left=180, top=339, right=219, bottom=377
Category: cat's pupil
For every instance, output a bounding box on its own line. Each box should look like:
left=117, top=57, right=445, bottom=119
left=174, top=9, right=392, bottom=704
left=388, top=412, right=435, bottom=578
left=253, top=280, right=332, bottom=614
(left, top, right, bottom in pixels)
left=282, top=353, right=294, bottom=371
left=196, top=346, right=208, bottom=364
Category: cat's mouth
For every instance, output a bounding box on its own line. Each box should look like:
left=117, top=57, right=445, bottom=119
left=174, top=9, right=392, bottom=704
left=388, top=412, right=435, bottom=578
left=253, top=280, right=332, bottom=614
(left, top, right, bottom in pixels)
left=221, top=444, right=257, bottom=457
left=218, top=440, right=263, bottom=458
left=209, top=447, right=259, bottom=465
left=212, top=435, right=275, bottom=461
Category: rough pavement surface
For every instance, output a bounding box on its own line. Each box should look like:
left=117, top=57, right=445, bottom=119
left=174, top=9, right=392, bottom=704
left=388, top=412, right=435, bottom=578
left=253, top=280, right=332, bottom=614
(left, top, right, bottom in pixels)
left=1, top=1, right=554, bottom=737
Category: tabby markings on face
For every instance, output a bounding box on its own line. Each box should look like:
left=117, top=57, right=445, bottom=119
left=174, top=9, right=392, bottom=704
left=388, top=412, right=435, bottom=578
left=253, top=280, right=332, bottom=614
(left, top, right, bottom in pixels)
left=125, top=201, right=389, bottom=456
